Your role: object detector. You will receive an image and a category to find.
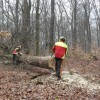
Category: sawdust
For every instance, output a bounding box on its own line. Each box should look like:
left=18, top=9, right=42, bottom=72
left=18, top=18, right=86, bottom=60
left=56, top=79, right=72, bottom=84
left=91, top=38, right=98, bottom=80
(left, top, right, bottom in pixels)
left=49, top=71, right=100, bottom=93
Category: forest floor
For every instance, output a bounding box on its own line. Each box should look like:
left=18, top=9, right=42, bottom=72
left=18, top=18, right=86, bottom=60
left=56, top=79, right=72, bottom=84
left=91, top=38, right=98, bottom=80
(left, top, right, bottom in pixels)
left=0, top=51, right=100, bottom=100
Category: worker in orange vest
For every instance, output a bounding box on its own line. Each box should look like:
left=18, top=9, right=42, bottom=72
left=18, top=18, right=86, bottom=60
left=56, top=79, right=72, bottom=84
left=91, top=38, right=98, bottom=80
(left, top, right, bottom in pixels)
left=12, top=45, right=22, bottom=65
left=52, top=36, right=68, bottom=80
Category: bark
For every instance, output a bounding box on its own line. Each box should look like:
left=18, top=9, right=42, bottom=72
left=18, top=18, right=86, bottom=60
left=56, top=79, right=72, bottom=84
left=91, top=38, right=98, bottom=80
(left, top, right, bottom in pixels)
left=71, top=0, right=77, bottom=49
left=15, top=0, right=19, bottom=34
left=49, top=0, right=55, bottom=50
left=43, top=0, right=49, bottom=52
left=1, top=0, right=4, bottom=31
left=19, top=55, right=55, bottom=70
left=0, top=54, right=67, bottom=71
left=35, top=0, right=40, bottom=55
left=0, top=54, right=54, bottom=70
left=20, top=55, right=66, bottom=71
left=21, top=0, right=31, bottom=49
left=6, top=0, right=10, bottom=30
left=92, top=0, right=100, bottom=47
left=83, top=1, right=91, bottom=53
left=21, top=56, right=66, bottom=71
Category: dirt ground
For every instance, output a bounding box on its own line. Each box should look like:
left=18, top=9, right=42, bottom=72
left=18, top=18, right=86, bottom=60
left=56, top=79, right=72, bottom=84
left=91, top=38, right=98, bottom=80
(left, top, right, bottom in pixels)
left=0, top=54, right=100, bottom=100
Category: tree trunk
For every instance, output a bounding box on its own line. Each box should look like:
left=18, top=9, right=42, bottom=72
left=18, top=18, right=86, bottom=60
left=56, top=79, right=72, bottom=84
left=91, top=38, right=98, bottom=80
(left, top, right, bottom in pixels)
left=83, top=1, right=91, bottom=53
left=71, top=0, right=77, bottom=50
left=15, top=0, right=19, bottom=34
left=19, top=55, right=55, bottom=70
left=19, top=55, right=66, bottom=71
left=21, top=0, right=31, bottom=50
left=1, top=0, right=4, bottom=31
left=6, top=0, right=10, bottom=30
left=43, top=0, right=49, bottom=53
left=49, top=0, right=55, bottom=50
left=35, top=0, right=40, bottom=55
left=0, top=54, right=67, bottom=71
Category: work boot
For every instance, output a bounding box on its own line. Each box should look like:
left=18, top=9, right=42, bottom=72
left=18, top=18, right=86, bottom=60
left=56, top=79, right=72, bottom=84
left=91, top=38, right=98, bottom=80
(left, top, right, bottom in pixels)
left=13, top=61, right=16, bottom=65
left=53, top=73, right=57, bottom=77
left=57, top=76, right=61, bottom=80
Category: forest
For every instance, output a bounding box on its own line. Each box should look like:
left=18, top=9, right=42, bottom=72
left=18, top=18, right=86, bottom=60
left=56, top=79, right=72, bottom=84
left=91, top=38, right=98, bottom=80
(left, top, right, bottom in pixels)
left=0, top=0, right=99, bottom=54
left=0, top=0, right=100, bottom=99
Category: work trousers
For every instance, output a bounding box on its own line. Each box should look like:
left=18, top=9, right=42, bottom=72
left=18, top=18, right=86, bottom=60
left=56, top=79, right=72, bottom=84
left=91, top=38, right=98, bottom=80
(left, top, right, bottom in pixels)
left=13, top=54, right=20, bottom=65
left=55, top=58, right=63, bottom=78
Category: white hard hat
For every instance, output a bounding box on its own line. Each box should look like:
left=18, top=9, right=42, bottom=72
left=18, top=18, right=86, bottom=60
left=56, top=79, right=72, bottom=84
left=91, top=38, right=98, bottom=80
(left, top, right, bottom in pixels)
left=18, top=45, right=21, bottom=49
left=60, top=36, right=65, bottom=41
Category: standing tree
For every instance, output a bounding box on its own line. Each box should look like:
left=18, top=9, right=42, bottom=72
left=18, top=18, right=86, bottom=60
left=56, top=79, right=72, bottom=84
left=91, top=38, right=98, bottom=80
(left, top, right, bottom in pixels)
left=70, top=0, right=77, bottom=50
left=42, top=0, right=49, bottom=53
left=15, top=0, right=19, bottom=34
left=21, top=0, right=31, bottom=50
left=0, top=0, right=4, bottom=31
left=35, top=0, right=40, bottom=55
left=92, top=0, right=100, bottom=47
left=49, top=0, right=55, bottom=50
left=83, top=0, right=91, bottom=52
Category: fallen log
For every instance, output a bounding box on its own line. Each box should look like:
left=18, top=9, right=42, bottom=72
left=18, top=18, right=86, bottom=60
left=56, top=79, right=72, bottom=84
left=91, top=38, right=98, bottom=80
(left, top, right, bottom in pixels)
left=0, top=54, right=55, bottom=70
left=0, top=54, right=66, bottom=71
left=20, top=55, right=55, bottom=70
left=20, top=55, right=66, bottom=71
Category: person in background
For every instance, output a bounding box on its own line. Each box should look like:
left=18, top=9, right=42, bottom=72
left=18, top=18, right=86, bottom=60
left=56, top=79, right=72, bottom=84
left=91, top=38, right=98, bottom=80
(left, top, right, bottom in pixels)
left=52, top=36, right=68, bottom=80
left=12, top=45, right=22, bottom=65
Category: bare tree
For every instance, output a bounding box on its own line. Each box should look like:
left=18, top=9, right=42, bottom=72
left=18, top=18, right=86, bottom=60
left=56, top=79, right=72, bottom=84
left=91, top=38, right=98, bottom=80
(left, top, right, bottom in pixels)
left=15, top=0, right=19, bottom=34
left=42, top=0, right=49, bottom=53
left=21, top=0, right=31, bottom=50
left=0, top=0, right=4, bottom=31
left=83, top=0, right=91, bottom=52
left=71, top=0, right=77, bottom=49
left=92, top=0, right=100, bottom=47
left=0, top=0, right=99, bottom=54
left=49, top=0, right=55, bottom=50
left=35, top=0, right=40, bottom=55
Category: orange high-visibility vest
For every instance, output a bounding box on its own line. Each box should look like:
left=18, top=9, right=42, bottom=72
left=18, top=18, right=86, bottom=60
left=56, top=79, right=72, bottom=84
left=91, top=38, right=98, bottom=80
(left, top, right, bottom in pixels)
left=52, top=41, right=68, bottom=59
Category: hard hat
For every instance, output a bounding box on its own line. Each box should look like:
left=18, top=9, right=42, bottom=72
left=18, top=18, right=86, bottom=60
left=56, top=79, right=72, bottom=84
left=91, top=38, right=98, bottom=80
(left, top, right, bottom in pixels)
left=18, top=45, right=21, bottom=49
left=60, top=36, right=65, bottom=41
